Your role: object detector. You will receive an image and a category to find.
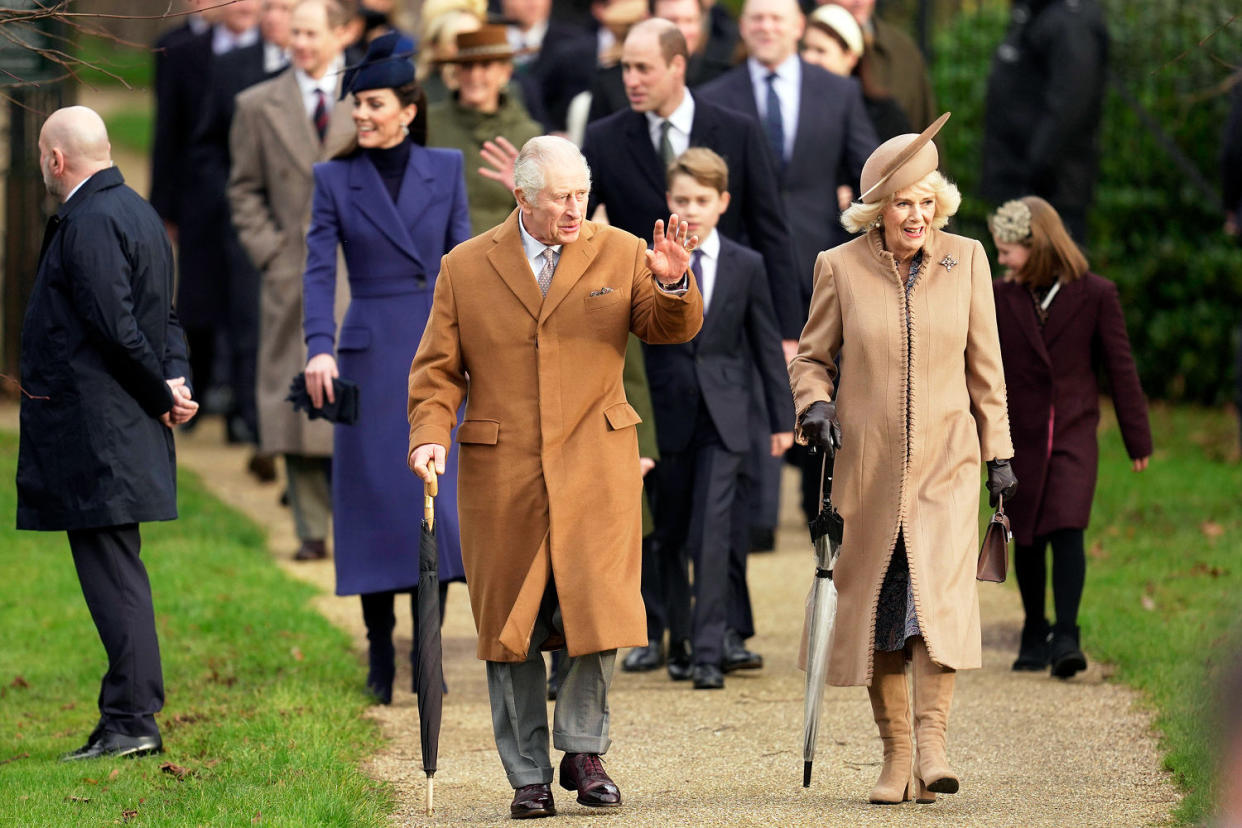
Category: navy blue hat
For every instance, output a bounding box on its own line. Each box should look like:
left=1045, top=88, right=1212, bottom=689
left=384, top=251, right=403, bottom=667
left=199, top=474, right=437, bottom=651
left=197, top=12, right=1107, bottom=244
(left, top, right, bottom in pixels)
left=341, top=31, right=417, bottom=99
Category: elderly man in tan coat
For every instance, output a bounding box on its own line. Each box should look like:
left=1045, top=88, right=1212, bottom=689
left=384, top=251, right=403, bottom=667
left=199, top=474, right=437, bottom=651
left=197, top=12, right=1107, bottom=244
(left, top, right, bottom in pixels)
left=408, top=136, right=702, bottom=819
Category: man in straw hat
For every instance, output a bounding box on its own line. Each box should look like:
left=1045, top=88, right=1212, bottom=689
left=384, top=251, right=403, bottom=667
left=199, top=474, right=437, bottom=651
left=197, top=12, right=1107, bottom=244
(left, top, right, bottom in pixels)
left=789, top=113, right=1017, bottom=805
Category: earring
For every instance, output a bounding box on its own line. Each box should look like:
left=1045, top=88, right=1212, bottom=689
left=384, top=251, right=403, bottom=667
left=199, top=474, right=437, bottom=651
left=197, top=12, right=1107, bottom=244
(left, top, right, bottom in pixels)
left=401, top=123, right=410, bottom=136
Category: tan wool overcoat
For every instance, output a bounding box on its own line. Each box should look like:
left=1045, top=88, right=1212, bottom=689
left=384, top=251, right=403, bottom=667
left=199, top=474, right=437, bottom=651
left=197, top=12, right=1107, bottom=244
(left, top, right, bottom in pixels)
left=789, top=228, right=1014, bottom=687
left=228, top=67, right=353, bottom=457
left=408, top=212, right=703, bottom=662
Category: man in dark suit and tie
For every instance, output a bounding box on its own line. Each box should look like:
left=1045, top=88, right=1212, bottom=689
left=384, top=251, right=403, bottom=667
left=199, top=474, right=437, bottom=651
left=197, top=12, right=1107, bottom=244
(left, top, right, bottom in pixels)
left=642, top=148, right=793, bottom=689
left=187, top=0, right=293, bottom=457
left=581, top=18, right=801, bottom=342
left=697, top=0, right=875, bottom=534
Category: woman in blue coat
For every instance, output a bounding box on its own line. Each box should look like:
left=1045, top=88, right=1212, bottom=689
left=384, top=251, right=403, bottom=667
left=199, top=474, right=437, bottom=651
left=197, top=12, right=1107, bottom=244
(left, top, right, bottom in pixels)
left=302, top=33, right=472, bottom=704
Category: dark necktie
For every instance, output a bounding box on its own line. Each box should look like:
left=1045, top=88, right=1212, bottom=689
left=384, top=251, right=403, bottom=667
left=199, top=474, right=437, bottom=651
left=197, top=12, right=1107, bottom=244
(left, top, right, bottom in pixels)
left=660, top=119, right=675, bottom=167
left=763, top=72, right=785, bottom=170
left=690, top=249, right=703, bottom=295
left=313, top=88, right=329, bottom=143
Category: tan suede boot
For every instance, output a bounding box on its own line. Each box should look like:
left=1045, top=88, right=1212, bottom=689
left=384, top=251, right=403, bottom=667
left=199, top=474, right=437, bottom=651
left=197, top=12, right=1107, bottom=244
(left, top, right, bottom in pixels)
left=910, top=636, right=959, bottom=803
left=866, top=648, right=914, bottom=804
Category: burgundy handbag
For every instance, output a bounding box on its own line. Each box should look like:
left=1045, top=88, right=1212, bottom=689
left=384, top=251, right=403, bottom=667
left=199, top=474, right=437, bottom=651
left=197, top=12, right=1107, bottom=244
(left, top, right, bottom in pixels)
left=977, top=495, right=1011, bottom=583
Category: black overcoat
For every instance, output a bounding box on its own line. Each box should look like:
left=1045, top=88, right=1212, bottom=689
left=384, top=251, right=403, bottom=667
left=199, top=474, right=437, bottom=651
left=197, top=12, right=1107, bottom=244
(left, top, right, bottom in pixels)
left=992, top=272, right=1152, bottom=546
left=17, top=167, right=190, bottom=532
left=980, top=0, right=1109, bottom=223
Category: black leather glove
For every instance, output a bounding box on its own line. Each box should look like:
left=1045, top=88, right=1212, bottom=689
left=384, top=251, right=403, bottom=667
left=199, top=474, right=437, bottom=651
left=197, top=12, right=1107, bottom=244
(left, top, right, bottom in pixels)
left=986, top=459, right=1018, bottom=507
left=800, top=401, right=842, bottom=456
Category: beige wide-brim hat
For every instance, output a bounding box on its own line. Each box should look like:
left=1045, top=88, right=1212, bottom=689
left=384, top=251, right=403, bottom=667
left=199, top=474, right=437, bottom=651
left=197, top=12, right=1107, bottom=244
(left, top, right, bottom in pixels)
left=859, top=112, right=950, bottom=203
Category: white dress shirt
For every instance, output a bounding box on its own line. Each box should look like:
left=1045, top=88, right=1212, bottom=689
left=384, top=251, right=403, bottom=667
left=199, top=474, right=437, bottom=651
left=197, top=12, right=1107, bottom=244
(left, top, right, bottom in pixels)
left=508, top=19, right=549, bottom=64
left=518, top=212, right=562, bottom=281
left=693, top=228, right=720, bottom=313
left=64, top=167, right=106, bottom=205
left=263, top=41, right=289, bottom=74
left=747, top=54, right=801, bottom=161
left=645, top=90, right=696, bottom=161
left=295, top=56, right=344, bottom=119
left=212, top=24, right=259, bottom=56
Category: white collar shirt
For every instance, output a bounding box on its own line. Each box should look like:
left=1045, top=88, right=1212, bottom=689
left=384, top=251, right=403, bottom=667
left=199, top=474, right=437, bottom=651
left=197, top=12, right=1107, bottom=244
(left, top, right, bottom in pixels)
left=747, top=54, right=800, bottom=161
left=212, top=24, right=259, bottom=55
left=508, top=19, right=549, bottom=59
left=694, top=228, right=720, bottom=313
left=518, top=212, right=562, bottom=281
left=263, top=41, right=289, bottom=74
left=64, top=168, right=104, bottom=205
left=295, top=56, right=344, bottom=119
left=644, top=90, right=696, bottom=161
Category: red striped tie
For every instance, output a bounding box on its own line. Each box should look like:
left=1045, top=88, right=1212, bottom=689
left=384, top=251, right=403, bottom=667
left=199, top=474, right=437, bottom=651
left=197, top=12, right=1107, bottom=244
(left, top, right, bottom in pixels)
left=313, top=89, right=329, bottom=143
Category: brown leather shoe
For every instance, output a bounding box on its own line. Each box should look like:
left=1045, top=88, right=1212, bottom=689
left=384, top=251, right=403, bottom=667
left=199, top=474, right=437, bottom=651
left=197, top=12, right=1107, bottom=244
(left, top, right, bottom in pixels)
left=294, top=539, right=328, bottom=561
left=510, top=783, right=556, bottom=819
left=558, top=753, right=621, bottom=807
left=247, top=452, right=277, bottom=483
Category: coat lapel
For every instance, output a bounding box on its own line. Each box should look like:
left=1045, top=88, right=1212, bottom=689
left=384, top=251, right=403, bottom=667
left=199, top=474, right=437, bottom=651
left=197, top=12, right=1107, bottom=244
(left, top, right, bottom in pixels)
left=999, top=281, right=1052, bottom=367
left=539, top=222, right=598, bottom=322
left=487, top=211, right=543, bottom=320
left=348, top=152, right=422, bottom=267
left=263, top=70, right=320, bottom=166
left=1041, top=276, right=1089, bottom=349
left=622, top=111, right=666, bottom=195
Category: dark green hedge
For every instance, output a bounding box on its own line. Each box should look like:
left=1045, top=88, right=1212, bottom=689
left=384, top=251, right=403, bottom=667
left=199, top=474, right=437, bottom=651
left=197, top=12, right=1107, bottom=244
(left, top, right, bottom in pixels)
left=930, top=1, right=1242, bottom=403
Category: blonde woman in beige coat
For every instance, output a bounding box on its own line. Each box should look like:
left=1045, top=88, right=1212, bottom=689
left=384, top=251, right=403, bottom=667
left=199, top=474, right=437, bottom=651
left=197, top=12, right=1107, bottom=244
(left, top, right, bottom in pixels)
left=789, top=114, right=1017, bottom=805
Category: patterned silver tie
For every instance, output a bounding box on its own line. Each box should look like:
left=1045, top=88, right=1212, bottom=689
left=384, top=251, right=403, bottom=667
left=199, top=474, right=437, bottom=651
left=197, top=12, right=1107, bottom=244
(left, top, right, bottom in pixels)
left=537, top=248, right=556, bottom=297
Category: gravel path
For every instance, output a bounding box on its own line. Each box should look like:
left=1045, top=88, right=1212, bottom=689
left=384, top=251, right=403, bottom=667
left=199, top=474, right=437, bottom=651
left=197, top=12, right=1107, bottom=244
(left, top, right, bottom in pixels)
left=168, top=416, right=1179, bottom=827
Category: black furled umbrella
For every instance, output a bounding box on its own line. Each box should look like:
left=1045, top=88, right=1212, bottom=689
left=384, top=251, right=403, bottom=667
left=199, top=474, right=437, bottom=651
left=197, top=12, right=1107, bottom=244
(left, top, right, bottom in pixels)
left=416, top=464, right=444, bottom=815
left=802, top=449, right=844, bottom=788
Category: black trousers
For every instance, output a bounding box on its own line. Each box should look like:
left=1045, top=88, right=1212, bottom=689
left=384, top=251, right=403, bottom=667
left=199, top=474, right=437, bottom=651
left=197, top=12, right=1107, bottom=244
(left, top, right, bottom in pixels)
left=650, top=403, right=744, bottom=667
left=1014, top=528, right=1087, bottom=630
left=67, top=524, right=163, bottom=739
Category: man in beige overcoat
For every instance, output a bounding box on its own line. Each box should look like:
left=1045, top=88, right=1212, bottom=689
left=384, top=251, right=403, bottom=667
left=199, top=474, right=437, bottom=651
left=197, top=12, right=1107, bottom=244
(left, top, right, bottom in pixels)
left=229, top=0, right=353, bottom=560
left=408, top=136, right=703, bottom=819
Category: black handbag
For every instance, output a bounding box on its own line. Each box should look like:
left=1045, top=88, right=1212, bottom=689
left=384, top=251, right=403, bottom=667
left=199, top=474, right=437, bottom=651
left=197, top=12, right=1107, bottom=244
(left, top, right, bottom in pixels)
left=286, top=373, right=360, bottom=425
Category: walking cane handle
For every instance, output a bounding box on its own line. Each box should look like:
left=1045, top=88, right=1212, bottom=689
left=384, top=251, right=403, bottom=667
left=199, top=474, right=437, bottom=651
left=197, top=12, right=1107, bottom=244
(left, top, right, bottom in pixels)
left=424, top=460, right=438, bottom=498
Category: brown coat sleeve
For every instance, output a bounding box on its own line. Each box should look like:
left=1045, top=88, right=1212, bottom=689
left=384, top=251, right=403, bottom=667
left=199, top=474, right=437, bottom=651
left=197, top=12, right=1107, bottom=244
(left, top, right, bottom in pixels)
left=963, top=239, right=1015, bottom=462
left=788, top=249, right=844, bottom=442
left=628, top=238, right=704, bottom=345
left=408, top=255, right=469, bottom=454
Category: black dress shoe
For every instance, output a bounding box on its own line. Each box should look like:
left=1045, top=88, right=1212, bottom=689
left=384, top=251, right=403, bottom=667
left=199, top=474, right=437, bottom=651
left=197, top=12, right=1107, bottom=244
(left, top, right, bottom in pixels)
left=622, top=639, right=664, bottom=672
left=692, top=663, right=725, bottom=689
left=722, top=629, right=763, bottom=672
left=294, top=539, right=328, bottom=561
left=559, top=753, right=621, bottom=807
left=61, top=731, right=162, bottom=761
left=510, top=783, right=556, bottom=819
left=1012, top=618, right=1051, bottom=671
left=247, top=452, right=277, bottom=483
left=666, top=639, right=693, bottom=681
left=1049, top=624, right=1087, bottom=679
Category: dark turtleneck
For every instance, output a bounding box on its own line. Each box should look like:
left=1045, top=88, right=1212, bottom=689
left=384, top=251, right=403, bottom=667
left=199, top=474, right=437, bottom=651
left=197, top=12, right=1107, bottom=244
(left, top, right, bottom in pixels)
left=364, top=136, right=411, bottom=203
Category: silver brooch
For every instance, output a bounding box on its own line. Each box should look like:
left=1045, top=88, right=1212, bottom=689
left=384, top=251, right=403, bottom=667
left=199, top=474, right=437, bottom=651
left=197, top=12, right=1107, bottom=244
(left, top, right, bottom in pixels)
left=940, top=255, right=958, bottom=271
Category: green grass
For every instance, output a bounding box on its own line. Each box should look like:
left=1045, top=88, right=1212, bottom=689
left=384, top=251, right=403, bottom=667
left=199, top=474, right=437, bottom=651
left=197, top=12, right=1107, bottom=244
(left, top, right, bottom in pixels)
left=104, top=108, right=153, bottom=156
left=75, top=35, right=154, bottom=90
left=1066, top=405, right=1241, bottom=823
left=0, top=431, right=393, bottom=826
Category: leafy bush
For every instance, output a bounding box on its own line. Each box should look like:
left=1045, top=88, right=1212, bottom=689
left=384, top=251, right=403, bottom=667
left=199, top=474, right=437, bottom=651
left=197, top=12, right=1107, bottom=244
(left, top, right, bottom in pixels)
left=930, top=0, right=1242, bottom=403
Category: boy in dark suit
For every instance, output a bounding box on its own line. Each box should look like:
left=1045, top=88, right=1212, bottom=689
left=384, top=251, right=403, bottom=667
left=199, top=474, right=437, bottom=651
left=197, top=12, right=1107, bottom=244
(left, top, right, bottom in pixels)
left=641, top=148, right=794, bottom=689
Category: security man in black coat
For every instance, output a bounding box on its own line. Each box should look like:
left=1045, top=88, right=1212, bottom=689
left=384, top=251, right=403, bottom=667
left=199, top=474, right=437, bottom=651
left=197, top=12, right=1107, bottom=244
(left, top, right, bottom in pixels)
left=981, top=0, right=1109, bottom=243
left=18, top=106, right=199, bottom=761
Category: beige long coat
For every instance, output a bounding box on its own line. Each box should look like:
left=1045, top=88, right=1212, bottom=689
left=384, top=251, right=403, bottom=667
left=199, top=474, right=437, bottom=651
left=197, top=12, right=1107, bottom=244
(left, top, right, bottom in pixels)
left=789, top=228, right=1013, bottom=687
left=228, top=68, right=353, bottom=457
left=408, top=213, right=703, bottom=662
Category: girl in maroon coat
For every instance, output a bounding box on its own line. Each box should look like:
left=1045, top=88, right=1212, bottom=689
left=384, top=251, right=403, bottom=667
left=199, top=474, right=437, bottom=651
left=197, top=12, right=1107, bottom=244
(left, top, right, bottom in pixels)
left=989, top=196, right=1152, bottom=679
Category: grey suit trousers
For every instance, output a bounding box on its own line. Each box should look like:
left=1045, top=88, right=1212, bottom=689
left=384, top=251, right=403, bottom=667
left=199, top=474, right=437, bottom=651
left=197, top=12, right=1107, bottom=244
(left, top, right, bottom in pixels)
left=486, top=584, right=616, bottom=788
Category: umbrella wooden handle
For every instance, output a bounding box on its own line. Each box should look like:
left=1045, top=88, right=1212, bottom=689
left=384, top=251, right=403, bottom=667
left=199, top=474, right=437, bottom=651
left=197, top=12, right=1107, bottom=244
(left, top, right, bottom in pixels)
left=424, top=460, right=438, bottom=529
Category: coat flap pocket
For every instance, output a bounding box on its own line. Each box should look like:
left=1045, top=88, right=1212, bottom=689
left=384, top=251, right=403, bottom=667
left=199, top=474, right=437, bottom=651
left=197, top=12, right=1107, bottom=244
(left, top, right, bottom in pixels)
left=603, top=402, right=642, bottom=430
left=457, top=419, right=500, bottom=445
left=337, top=326, right=372, bottom=352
